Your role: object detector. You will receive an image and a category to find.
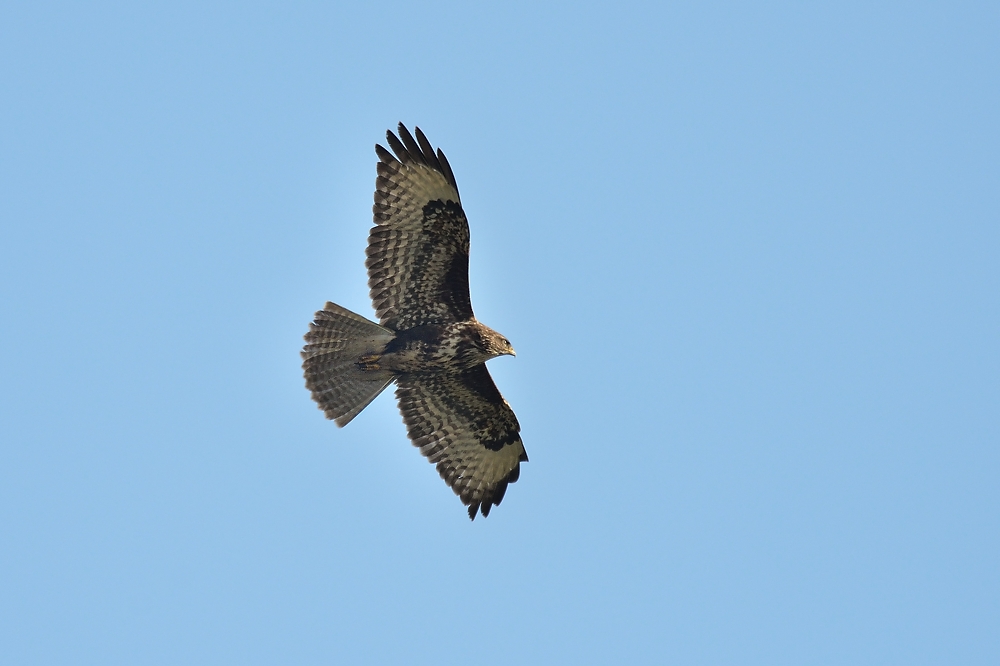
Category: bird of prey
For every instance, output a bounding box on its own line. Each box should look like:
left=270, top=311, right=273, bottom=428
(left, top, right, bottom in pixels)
left=302, top=124, right=526, bottom=520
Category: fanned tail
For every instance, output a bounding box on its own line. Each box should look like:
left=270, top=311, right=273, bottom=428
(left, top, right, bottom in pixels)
left=302, top=302, right=396, bottom=426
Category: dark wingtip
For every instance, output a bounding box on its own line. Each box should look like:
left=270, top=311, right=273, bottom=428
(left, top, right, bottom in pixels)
left=375, top=143, right=396, bottom=164
left=396, top=124, right=424, bottom=166
left=381, top=123, right=460, bottom=196
left=467, top=503, right=478, bottom=520
left=384, top=127, right=409, bottom=164
left=414, top=126, right=442, bottom=173
left=436, top=147, right=459, bottom=192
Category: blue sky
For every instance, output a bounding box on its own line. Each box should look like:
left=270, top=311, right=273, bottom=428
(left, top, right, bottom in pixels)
left=2, top=2, right=998, bottom=664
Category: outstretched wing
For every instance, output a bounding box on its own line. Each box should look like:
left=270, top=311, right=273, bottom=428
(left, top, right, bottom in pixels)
left=395, top=366, right=527, bottom=520
left=366, top=124, right=473, bottom=330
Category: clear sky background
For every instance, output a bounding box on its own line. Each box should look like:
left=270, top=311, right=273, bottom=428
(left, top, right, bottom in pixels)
left=2, top=2, right=998, bottom=664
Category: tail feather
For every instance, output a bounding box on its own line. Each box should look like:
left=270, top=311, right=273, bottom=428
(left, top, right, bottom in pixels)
left=302, top=302, right=396, bottom=426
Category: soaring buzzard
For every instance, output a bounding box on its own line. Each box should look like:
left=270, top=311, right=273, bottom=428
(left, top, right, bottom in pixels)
left=302, top=124, right=526, bottom=519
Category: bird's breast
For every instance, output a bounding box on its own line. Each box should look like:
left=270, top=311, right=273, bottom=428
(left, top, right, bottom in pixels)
left=380, top=322, right=488, bottom=373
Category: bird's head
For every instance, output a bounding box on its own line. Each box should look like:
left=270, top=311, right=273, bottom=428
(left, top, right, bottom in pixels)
left=479, top=325, right=516, bottom=359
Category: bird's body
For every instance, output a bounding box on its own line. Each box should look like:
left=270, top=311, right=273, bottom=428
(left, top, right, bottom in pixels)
left=302, top=124, right=525, bottom=519
left=372, top=321, right=514, bottom=374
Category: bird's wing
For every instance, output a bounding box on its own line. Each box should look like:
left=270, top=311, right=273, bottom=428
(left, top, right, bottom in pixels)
left=395, top=365, right=527, bottom=519
left=366, top=124, right=474, bottom=330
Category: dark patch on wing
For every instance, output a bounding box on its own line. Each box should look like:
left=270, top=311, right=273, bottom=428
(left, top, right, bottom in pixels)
left=460, top=366, right=522, bottom=451
left=422, top=200, right=473, bottom=322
